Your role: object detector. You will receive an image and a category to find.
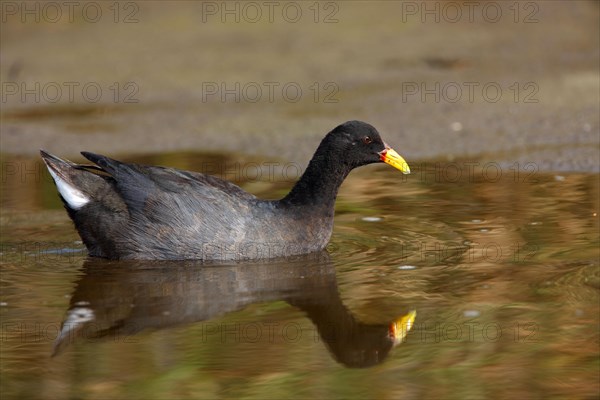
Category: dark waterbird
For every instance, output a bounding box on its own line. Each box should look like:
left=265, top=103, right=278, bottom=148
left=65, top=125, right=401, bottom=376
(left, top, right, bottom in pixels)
left=41, top=120, right=410, bottom=260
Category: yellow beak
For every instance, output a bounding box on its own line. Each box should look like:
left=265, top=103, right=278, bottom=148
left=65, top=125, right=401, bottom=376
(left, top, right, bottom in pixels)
left=388, top=309, right=417, bottom=345
left=380, top=147, right=410, bottom=174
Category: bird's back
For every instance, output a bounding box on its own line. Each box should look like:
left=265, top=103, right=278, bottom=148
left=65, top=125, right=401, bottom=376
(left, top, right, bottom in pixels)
left=42, top=151, right=272, bottom=259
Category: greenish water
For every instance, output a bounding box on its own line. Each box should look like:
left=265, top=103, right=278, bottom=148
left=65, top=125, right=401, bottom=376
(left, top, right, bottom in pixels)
left=1, top=152, right=598, bottom=399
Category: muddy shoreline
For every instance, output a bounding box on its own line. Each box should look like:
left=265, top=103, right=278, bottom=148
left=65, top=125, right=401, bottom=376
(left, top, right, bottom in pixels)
left=1, top=2, right=598, bottom=172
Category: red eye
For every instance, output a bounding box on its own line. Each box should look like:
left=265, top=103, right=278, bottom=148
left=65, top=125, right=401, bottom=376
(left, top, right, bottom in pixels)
left=363, top=136, right=372, bottom=144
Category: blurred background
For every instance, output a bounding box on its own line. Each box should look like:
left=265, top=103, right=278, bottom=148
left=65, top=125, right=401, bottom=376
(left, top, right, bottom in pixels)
left=1, top=0, right=598, bottom=171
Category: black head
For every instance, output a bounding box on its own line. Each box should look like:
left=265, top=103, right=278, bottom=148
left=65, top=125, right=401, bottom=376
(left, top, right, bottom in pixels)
left=324, top=120, right=410, bottom=173
left=281, top=120, right=409, bottom=207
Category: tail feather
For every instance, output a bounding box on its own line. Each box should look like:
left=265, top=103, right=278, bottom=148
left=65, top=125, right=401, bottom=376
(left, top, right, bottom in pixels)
left=40, top=150, right=129, bottom=258
left=81, top=151, right=121, bottom=175
left=40, top=150, right=90, bottom=210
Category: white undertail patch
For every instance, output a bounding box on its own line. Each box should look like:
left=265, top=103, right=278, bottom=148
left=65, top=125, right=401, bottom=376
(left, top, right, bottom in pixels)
left=47, top=168, right=90, bottom=210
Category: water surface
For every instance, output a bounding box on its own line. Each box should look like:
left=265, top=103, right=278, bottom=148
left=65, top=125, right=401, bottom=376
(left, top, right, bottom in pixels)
left=1, top=152, right=598, bottom=399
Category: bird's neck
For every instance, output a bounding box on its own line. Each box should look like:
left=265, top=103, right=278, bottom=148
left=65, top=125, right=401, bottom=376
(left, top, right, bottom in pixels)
left=280, top=150, right=351, bottom=211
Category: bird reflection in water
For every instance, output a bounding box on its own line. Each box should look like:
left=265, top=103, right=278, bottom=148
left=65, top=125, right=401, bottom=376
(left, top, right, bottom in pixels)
left=53, top=252, right=416, bottom=368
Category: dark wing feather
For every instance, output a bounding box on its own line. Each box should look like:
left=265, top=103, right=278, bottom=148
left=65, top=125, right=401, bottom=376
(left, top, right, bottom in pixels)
left=80, top=152, right=262, bottom=258
left=81, top=151, right=154, bottom=212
